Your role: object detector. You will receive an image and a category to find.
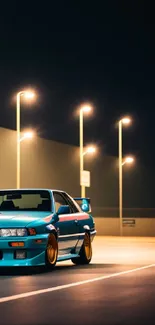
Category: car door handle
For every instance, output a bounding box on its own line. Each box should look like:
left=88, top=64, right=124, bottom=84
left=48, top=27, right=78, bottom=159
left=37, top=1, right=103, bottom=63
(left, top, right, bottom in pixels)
left=74, top=219, right=79, bottom=225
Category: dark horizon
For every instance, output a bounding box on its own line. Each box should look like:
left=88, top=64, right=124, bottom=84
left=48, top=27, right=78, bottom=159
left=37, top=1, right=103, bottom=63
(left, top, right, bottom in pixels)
left=0, top=2, right=155, bottom=168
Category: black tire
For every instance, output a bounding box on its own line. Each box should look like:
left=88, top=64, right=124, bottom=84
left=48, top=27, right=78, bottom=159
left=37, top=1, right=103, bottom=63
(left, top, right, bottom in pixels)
left=71, top=232, right=92, bottom=265
left=45, top=233, right=58, bottom=269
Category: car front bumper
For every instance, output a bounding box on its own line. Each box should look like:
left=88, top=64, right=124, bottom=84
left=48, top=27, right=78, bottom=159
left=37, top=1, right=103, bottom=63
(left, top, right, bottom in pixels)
left=0, top=234, right=49, bottom=267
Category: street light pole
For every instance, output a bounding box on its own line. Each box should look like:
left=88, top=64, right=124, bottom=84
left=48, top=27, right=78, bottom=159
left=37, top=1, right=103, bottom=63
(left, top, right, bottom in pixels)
left=118, top=116, right=132, bottom=236
left=119, top=120, right=123, bottom=236
left=79, top=103, right=92, bottom=197
left=79, top=109, right=85, bottom=197
left=16, top=92, right=21, bottom=189
left=16, top=90, right=35, bottom=189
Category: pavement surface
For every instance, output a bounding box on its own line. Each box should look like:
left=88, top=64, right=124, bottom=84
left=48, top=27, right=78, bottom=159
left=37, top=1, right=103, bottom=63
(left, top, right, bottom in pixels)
left=0, top=236, right=155, bottom=325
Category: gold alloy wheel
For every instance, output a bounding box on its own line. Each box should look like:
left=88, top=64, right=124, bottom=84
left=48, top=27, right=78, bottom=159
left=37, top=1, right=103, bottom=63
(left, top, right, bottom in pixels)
left=84, top=232, right=92, bottom=260
left=46, top=234, right=58, bottom=265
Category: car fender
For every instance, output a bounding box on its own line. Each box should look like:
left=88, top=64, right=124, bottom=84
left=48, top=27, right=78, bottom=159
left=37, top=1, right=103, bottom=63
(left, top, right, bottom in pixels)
left=83, top=224, right=90, bottom=232
left=46, top=224, right=58, bottom=239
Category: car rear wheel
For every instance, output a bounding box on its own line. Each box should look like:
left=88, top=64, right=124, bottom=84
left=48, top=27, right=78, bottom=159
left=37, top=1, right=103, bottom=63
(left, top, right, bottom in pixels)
left=45, top=233, right=58, bottom=269
left=71, top=232, right=92, bottom=265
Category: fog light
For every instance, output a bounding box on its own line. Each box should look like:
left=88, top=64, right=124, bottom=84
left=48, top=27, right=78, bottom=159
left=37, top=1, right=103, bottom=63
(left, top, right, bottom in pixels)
left=9, top=242, right=24, bottom=247
left=15, top=251, right=26, bottom=259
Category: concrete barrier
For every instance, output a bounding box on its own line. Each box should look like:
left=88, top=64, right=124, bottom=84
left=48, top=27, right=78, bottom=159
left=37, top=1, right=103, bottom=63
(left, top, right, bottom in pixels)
left=94, top=217, right=155, bottom=236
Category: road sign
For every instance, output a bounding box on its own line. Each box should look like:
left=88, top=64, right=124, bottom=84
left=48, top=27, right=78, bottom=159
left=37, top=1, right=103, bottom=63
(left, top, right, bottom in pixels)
left=122, top=219, right=135, bottom=227
left=80, top=170, right=90, bottom=187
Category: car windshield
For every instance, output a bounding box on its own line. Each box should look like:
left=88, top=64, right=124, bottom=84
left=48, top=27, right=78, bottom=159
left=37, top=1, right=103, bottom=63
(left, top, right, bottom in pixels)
left=0, top=190, right=52, bottom=212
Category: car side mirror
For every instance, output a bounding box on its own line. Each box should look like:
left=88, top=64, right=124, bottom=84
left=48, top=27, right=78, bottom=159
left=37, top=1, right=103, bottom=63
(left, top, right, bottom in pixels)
left=57, top=205, right=70, bottom=215
left=51, top=213, right=59, bottom=224
left=51, top=205, right=70, bottom=224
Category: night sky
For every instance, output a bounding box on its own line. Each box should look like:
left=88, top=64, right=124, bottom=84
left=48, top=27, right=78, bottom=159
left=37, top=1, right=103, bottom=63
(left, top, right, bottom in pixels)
left=0, top=1, right=155, bottom=167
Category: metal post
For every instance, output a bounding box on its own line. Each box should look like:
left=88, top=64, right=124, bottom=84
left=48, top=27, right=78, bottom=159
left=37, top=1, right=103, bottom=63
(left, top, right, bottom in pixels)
left=82, top=182, right=85, bottom=198
left=79, top=109, right=85, bottom=197
left=119, top=120, right=123, bottom=236
left=16, top=93, right=21, bottom=189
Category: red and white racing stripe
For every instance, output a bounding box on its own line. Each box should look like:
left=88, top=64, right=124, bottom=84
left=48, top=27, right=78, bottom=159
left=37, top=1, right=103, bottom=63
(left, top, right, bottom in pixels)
left=43, top=214, right=53, bottom=223
left=59, top=213, right=89, bottom=222
left=43, top=213, right=89, bottom=223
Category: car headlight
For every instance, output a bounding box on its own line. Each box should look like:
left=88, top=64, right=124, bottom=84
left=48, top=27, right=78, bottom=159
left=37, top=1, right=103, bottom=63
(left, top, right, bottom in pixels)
left=0, top=228, right=27, bottom=237
left=16, top=229, right=27, bottom=236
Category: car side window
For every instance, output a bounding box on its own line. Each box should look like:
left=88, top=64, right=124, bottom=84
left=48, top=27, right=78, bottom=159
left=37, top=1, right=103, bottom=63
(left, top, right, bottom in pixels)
left=53, top=192, right=71, bottom=213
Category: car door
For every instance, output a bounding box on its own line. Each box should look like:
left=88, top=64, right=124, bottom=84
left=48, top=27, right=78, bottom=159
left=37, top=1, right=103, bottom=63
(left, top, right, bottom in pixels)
left=53, top=191, right=79, bottom=256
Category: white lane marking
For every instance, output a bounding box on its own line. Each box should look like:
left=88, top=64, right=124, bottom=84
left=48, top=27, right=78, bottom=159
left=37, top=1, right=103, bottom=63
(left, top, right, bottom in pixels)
left=0, top=263, right=154, bottom=304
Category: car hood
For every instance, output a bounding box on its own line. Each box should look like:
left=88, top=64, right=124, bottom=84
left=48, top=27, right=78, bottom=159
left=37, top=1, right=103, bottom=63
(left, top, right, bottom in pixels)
left=0, top=211, right=52, bottom=228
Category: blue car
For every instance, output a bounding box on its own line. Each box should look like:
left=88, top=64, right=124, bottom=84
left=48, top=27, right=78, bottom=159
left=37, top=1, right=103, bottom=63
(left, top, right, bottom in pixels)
left=0, top=189, right=96, bottom=268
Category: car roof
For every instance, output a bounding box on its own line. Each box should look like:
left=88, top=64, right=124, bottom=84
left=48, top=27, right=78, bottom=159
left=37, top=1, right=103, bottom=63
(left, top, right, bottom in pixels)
left=0, top=188, right=65, bottom=193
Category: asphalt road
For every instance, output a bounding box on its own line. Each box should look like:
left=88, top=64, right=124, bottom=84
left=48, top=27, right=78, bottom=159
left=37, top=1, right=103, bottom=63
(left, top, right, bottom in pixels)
left=0, top=236, right=155, bottom=325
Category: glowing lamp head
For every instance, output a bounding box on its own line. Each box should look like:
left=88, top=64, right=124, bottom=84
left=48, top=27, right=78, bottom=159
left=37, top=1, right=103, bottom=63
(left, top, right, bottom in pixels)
left=125, top=156, right=134, bottom=164
left=80, top=104, right=92, bottom=113
left=122, top=117, right=131, bottom=125
left=87, top=146, right=96, bottom=154
left=23, top=131, right=34, bottom=139
left=24, top=91, right=35, bottom=99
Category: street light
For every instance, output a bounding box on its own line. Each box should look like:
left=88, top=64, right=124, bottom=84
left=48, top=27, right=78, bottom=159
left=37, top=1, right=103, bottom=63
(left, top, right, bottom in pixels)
left=122, top=156, right=134, bottom=166
left=121, top=117, right=131, bottom=125
left=83, top=146, right=96, bottom=156
left=24, top=92, right=35, bottom=99
left=118, top=116, right=132, bottom=236
left=16, top=90, right=35, bottom=189
left=19, top=131, right=34, bottom=142
left=79, top=104, right=92, bottom=197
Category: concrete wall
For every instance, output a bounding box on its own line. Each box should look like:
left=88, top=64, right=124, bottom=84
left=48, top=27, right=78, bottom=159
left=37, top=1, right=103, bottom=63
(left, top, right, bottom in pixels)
left=0, top=126, right=155, bottom=211
left=0, top=127, right=80, bottom=195
left=94, top=217, right=155, bottom=237
left=0, top=127, right=119, bottom=208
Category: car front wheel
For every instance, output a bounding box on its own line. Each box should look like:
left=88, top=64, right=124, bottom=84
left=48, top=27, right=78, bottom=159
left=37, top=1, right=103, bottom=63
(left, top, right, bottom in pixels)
left=45, top=233, right=58, bottom=269
left=71, top=232, right=92, bottom=265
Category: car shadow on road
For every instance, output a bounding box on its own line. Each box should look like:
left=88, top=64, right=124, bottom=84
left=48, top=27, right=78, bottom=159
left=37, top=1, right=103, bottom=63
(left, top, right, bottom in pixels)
left=0, top=263, right=117, bottom=277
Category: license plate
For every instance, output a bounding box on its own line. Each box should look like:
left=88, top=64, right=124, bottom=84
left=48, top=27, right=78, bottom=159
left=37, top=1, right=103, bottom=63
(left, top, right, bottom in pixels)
left=15, top=251, right=26, bottom=259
